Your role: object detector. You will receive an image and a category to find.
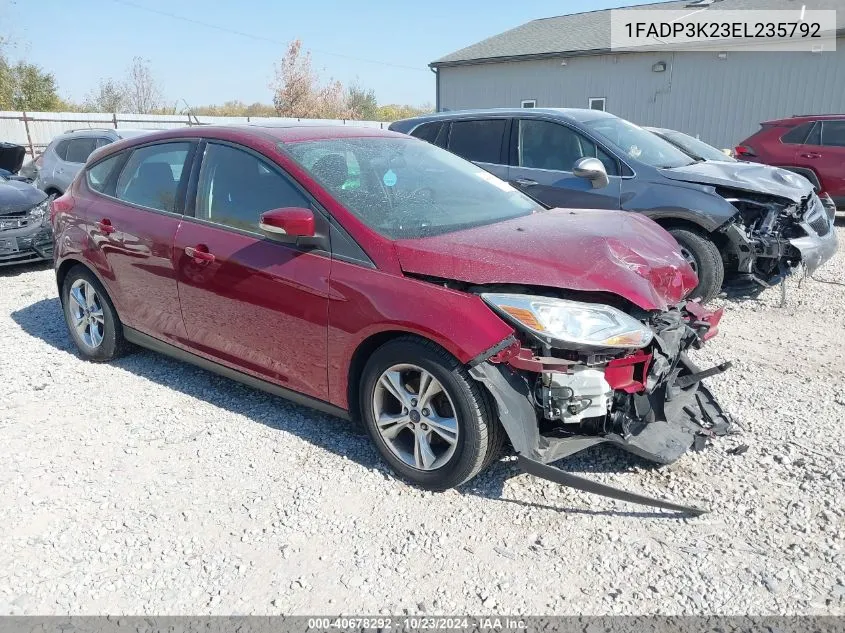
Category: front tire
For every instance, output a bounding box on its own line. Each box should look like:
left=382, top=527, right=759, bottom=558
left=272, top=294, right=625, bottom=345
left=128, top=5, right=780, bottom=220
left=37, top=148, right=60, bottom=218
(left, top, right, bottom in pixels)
left=62, top=265, right=127, bottom=362
left=360, top=336, right=501, bottom=490
left=669, top=228, right=724, bottom=303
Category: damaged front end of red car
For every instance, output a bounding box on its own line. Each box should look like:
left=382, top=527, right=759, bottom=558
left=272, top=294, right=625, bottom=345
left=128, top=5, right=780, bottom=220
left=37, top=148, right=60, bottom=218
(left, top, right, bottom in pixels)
left=469, top=298, right=734, bottom=515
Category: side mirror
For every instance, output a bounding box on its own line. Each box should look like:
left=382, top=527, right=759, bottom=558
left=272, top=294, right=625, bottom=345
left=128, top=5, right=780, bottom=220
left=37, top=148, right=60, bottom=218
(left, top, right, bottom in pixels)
left=259, top=207, right=315, bottom=241
left=573, top=157, right=610, bottom=189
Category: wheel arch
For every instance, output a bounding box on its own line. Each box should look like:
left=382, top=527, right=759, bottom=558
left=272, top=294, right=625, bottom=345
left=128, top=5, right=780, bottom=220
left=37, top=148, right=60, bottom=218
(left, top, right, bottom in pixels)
left=650, top=217, right=730, bottom=254
left=346, top=330, right=456, bottom=422
left=56, top=257, right=118, bottom=311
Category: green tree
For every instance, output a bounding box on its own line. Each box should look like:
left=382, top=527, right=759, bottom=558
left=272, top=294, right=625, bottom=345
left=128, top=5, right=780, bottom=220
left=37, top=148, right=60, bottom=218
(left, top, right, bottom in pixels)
left=346, top=83, right=378, bottom=120
left=9, top=61, right=62, bottom=111
left=83, top=78, right=129, bottom=113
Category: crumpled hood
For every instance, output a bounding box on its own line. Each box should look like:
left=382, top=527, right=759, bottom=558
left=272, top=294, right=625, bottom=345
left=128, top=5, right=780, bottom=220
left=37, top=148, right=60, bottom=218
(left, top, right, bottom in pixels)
left=395, top=208, right=697, bottom=311
left=660, top=161, right=814, bottom=202
left=0, top=179, right=47, bottom=214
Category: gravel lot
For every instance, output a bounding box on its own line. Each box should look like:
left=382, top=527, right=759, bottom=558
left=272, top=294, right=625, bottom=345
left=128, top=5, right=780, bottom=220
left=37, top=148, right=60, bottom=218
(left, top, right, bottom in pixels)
left=1, top=224, right=844, bottom=616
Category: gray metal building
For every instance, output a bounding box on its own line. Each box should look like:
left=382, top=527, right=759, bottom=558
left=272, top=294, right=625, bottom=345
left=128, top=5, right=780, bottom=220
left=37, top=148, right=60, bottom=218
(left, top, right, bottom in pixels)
left=430, top=0, right=845, bottom=148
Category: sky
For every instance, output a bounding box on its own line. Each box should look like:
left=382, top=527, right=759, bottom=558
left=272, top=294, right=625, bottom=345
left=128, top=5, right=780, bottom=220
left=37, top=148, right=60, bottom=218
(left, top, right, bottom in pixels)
left=3, top=0, right=654, bottom=108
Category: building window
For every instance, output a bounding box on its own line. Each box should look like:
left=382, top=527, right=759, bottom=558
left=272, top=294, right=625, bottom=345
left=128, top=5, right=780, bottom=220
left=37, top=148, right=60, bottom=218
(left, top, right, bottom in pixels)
left=521, top=99, right=536, bottom=108
left=589, top=98, right=606, bottom=111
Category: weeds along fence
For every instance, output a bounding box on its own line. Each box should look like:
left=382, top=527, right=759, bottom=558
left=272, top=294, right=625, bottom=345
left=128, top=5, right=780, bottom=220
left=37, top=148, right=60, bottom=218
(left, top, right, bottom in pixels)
left=0, top=111, right=391, bottom=159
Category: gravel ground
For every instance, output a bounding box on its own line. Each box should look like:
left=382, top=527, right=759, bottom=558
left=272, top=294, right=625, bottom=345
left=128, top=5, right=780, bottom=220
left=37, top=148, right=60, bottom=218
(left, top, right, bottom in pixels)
left=1, top=224, right=844, bottom=616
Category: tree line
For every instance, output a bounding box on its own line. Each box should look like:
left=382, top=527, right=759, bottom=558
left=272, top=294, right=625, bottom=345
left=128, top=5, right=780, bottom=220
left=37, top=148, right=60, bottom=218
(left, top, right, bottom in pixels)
left=0, top=39, right=431, bottom=121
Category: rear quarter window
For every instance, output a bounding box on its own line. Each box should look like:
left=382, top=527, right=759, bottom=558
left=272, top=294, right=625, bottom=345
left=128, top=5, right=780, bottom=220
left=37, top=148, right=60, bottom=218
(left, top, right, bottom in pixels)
left=86, top=154, right=123, bottom=193
left=410, top=122, right=443, bottom=144
left=53, top=139, right=70, bottom=161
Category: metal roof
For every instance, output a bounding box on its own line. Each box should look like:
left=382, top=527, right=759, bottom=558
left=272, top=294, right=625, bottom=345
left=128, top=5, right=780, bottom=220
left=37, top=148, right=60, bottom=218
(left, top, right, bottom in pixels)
left=431, top=0, right=845, bottom=67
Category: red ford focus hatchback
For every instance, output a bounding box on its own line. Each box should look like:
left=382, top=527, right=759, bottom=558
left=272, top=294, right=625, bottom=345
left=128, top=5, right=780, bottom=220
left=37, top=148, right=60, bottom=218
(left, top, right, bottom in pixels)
left=51, top=125, right=733, bottom=512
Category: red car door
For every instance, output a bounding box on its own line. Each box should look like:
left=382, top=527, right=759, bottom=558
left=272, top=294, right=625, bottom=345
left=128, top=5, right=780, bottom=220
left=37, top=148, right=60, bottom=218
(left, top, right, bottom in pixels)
left=792, top=120, right=845, bottom=199
left=85, top=141, right=195, bottom=343
left=173, top=141, right=331, bottom=400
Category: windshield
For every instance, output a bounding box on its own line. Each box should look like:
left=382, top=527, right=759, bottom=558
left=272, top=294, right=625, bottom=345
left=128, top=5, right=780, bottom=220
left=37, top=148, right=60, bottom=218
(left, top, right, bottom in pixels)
left=582, top=117, right=696, bottom=169
left=284, top=137, right=543, bottom=240
left=661, top=130, right=736, bottom=163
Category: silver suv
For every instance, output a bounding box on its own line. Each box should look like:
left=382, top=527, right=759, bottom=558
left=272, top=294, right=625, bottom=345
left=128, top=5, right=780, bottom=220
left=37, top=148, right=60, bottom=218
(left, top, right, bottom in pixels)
left=35, top=128, right=153, bottom=196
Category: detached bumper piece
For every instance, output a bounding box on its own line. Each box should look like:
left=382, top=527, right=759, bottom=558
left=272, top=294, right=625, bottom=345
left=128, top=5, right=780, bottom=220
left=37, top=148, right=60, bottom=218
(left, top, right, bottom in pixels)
left=517, top=456, right=709, bottom=516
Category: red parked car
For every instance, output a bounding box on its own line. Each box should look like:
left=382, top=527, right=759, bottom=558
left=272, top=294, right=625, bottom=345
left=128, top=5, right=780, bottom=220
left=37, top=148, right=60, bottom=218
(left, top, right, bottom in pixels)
left=51, top=125, right=732, bottom=513
left=736, top=115, right=845, bottom=209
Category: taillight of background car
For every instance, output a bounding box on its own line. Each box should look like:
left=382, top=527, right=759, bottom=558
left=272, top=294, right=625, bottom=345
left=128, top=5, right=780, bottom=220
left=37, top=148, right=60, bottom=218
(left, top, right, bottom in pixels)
left=734, top=145, right=757, bottom=158
left=50, top=191, right=74, bottom=225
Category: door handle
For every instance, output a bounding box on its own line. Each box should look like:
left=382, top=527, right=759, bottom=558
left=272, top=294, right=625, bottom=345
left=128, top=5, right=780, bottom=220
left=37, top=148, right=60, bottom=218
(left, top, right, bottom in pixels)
left=96, top=218, right=115, bottom=234
left=185, top=245, right=215, bottom=263
left=515, top=178, right=538, bottom=186
left=800, top=152, right=821, bottom=159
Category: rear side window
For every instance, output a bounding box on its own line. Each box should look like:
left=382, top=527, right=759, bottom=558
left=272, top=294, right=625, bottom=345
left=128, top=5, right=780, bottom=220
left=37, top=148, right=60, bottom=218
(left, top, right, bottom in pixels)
left=781, top=123, right=813, bottom=144
left=821, top=121, right=845, bottom=147
left=86, top=154, right=123, bottom=193
left=805, top=122, right=822, bottom=146
left=115, top=142, right=191, bottom=213
left=95, top=137, right=113, bottom=149
left=447, top=119, right=506, bottom=164
left=411, top=122, right=443, bottom=144
left=195, top=143, right=309, bottom=232
left=65, top=138, right=98, bottom=164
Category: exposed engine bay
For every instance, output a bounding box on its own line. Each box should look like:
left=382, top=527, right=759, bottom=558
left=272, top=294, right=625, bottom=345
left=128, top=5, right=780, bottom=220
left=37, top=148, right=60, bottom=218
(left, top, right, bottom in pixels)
left=718, top=188, right=833, bottom=286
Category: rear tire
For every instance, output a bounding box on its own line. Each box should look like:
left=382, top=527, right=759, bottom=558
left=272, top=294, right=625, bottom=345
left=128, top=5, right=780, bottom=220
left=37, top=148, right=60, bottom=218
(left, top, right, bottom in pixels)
left=669, top=228, right=724, bottom=303
left=61, top=265, right=128, bottom=362
left=360, top=336, right=502, bottom=490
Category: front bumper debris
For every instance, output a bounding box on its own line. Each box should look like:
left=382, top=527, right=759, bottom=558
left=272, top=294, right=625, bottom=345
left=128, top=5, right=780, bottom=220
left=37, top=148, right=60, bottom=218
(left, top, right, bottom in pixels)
left=722, top=191, right=837, bottom=286
left=469, top=301, right=733, bottom=515
left=0, top=222, right=53, bottom=267
left=789, top=220, right=838, bottom=275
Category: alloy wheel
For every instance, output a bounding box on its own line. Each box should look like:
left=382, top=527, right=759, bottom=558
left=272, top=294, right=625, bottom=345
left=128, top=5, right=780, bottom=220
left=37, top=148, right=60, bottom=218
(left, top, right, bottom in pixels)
left=68, top=279, right=105, bottom=349
left=372, top=364, right=459, bottom=471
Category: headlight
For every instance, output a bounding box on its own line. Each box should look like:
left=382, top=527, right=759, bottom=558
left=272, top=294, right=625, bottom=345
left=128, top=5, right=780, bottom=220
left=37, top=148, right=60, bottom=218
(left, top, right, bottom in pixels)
left=482, top=293, right=653, bottom=350
left=28, top=199, right=50, bottom=225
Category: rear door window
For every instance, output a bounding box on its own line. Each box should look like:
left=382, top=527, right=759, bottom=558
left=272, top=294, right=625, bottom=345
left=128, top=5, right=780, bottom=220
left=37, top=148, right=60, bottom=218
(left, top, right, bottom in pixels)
left=821, top=121, right=845, bottom=147
left=447, top=119, right=506, bottom=164
left=115, top=142, right=191, bottom=213
left=65, top=138, right=98, bottom=164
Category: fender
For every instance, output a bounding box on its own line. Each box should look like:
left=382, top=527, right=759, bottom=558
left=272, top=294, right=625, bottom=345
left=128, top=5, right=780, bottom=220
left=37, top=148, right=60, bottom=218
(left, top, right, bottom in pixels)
left=326, top=258, right=514, bottom=410
left=623, top=179, right=738, bottom=233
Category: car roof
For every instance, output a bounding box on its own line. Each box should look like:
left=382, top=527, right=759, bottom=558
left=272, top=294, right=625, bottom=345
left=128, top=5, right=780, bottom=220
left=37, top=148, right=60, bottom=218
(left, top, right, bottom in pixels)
left=762, top=114, right=845, bottom=125
left=86, top=124, right=410, bottom=161
left=55, top=127, right=154, bottom=140
left=99, top=124, right=406, bottom=145
left=392, top=107, right=617, bottom=128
